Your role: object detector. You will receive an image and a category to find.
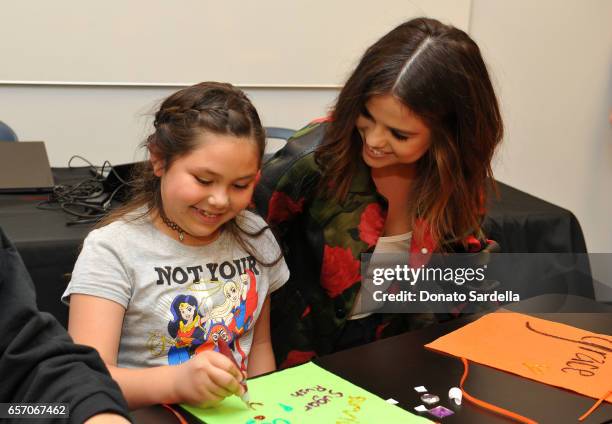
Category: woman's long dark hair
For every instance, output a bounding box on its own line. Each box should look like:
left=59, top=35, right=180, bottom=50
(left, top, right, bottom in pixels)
left=316, top=17, right=503, bottom=249
left=98, top=82, right=281, bottom=266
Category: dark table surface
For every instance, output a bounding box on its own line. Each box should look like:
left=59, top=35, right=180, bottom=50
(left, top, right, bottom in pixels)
left=0, top=168, right=99, bottom=325
left=131, top=295, right=612, bottom=424
left=313, top=295, right=612, bottom=424
left=0, top=167, right=592, bottom=327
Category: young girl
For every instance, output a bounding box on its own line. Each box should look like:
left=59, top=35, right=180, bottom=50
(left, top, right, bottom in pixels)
left=254, top=17, right=503, bottom=368
left=63, top=82, right=289, bottom=409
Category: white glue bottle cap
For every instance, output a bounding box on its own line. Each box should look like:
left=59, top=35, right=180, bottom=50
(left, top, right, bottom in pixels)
left=448, top=387, right=462, bottom=405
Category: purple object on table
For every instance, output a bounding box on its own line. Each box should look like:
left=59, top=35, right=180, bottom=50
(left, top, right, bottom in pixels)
left=427, top=405, right=455, bottom=418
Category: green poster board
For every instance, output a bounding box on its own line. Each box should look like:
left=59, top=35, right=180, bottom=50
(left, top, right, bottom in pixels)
left=181, top=362, right=430, bottom=423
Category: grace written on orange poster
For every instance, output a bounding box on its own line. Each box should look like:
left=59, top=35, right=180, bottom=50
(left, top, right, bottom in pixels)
left=426, top=312, right=611, bottom=402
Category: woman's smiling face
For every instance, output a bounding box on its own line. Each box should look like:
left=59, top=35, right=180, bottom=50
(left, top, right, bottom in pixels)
left=357, top=94, right=432, bottom=171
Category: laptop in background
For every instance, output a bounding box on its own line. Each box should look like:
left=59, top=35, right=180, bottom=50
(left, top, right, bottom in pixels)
left=0, top=142, right=55, bottom=193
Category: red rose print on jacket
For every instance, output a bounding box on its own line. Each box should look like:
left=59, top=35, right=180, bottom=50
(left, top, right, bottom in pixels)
left=266, top=191, right=305, bottom=225
left=465, top=235, right=482, bottom=252
left=358, top=203, right=385, bottom=247
left=280, top=350, right=316, bottom=368
left=320, top=245, right=361, bottom=298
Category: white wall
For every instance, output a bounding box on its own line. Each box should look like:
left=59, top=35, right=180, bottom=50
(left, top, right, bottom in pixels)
left=1, top=1, right=611, bottom=266
left=0, top=84, right=339, bottom=164
left=0, top=0, right=470, bottom=85
left=470, top=0, right=612, bottom=254
left=469, top=0, right=612, bottom=298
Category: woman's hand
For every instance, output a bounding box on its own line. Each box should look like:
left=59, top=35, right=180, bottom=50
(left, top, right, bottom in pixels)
left=173, top=350, right=245, bottom=407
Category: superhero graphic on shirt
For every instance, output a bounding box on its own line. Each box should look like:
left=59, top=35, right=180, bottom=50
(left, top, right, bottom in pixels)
left=167, top=295, right=206, bottom=365
left=164, top=270, right=258, bottom=369
left=231, top=269, right=259, bottom=335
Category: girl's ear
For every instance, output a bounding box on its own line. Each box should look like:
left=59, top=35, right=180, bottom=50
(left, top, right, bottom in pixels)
left=149, top=146, right=165, bottom=177
left=254, top=170, right=261, bottom=185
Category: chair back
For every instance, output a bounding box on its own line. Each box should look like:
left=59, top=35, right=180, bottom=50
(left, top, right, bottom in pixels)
left=264, top=127, right=295, bottom=163
left=0, top=121, right=18, bottom=142
left=265, top=127, right=295, bottom=141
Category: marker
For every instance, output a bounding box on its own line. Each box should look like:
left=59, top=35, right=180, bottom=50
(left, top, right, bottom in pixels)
left=216, top=339, right=250, bottom=407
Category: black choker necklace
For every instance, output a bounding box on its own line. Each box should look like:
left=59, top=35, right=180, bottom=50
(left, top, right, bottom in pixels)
left=159, top=211, right=185, bottom=242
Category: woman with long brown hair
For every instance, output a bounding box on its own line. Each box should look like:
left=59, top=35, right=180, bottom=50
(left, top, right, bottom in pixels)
left=255, top=17, right=503, bottom=368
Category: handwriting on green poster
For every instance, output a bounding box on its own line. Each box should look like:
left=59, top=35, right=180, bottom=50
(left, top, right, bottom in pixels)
left=181, top=362, right=430, bottom=423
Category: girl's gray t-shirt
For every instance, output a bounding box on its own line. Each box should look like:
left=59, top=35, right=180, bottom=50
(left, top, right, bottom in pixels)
left=63, top=210, right=289, bottom=371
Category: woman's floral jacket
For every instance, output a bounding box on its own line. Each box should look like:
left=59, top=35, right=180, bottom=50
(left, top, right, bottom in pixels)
left=254, top=121, right=495, bottom=368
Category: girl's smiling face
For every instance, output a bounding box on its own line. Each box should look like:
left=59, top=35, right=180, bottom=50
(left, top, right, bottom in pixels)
left=152, top=132, right=259, bottom=245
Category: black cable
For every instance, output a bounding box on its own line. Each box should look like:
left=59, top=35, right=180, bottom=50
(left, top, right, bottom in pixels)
left=68, top=155, right=107, bottom=179
left=100, top=159, right=130, bottom=186
left=38, top=156, right=130, bottom=225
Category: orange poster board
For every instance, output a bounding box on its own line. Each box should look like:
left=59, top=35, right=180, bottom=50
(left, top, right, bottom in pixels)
left=425, top=312, right=612, bottom=403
